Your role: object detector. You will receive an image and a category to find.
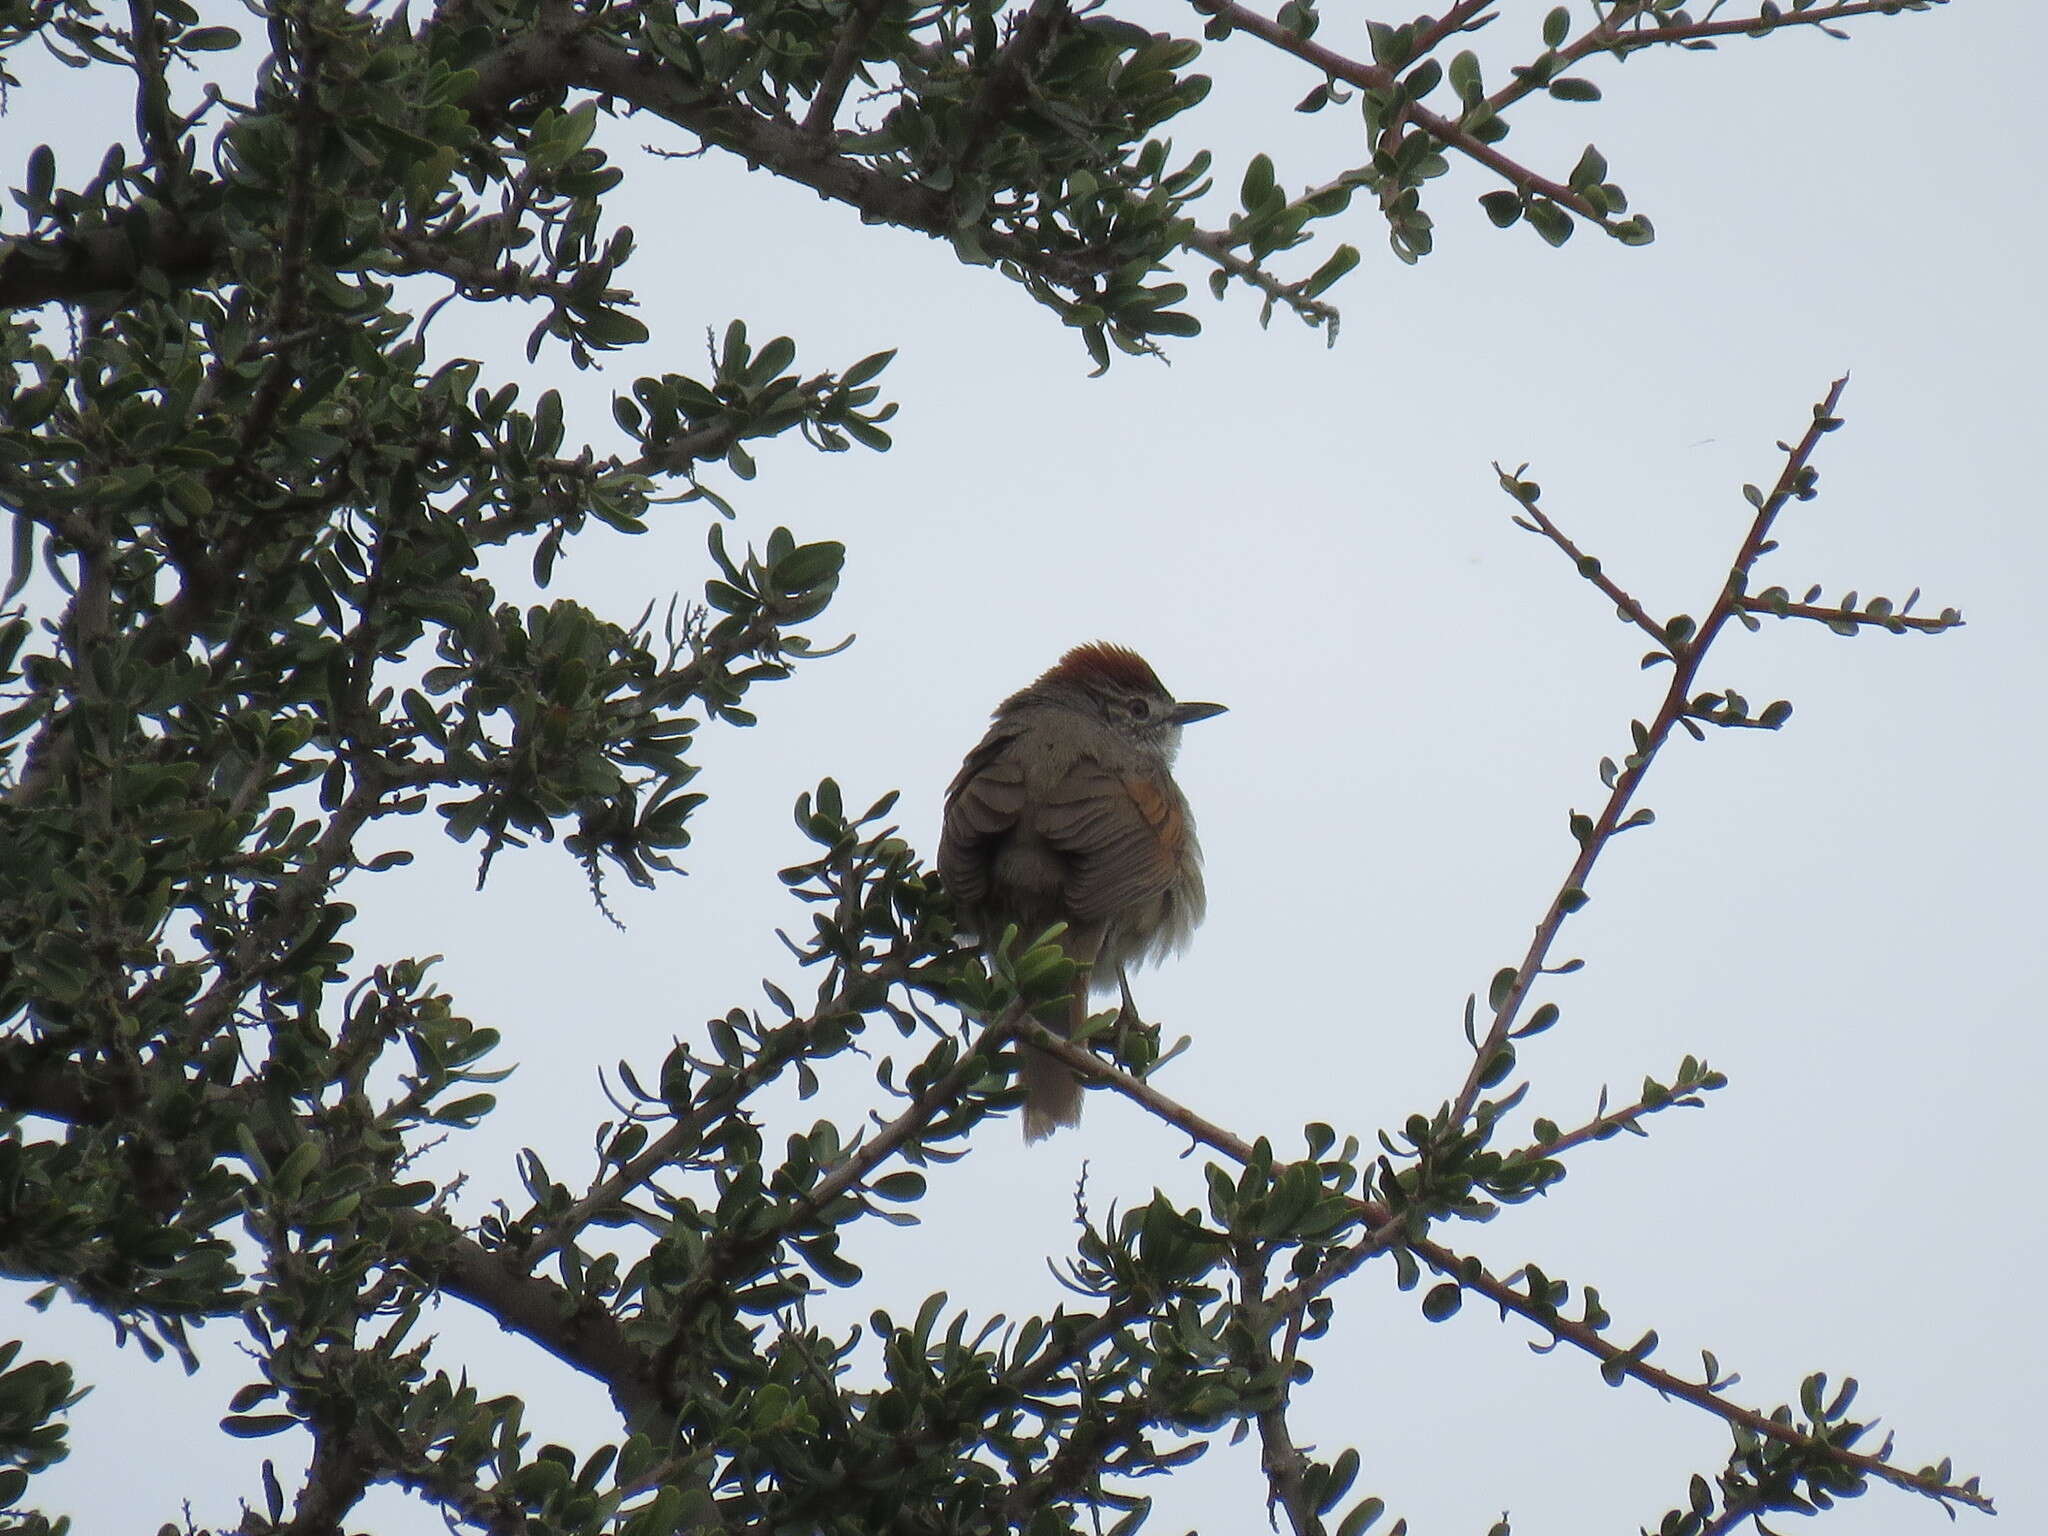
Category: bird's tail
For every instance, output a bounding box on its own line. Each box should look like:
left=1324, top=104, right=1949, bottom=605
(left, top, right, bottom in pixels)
left=1017, top=983, right=1088, bottom=1142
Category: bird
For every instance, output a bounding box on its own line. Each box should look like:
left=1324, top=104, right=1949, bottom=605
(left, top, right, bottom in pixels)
left=938, top=642, right=1224, bottom=1140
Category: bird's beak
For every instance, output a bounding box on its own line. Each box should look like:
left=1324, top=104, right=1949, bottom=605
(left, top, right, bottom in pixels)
left=1169, top=700, right=1228, bottom=726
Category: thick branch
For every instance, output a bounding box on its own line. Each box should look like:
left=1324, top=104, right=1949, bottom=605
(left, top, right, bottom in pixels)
left=1232, top=1251, right=1321, bottom=1536
left=279, top=1415, right=374, bottom=1535
left=400, top=1214, right=663, bottom=1419
left=0, top=1036, right=134, bottom=1123
left=0, top=207, right=221, bottom=311
left=1, top=8, right=1108, bottom=316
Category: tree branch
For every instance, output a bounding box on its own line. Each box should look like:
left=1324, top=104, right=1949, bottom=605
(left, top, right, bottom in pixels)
left=954, top=0, right=1071, bottom=175
left=1403, top=1230, right=1994, bottom=1515
left=1187, top=0, right=1604, bottom=222
left=516, top=958, right=914, bottom=1271
left=1232, top=1249, right=1322, bottom=1536
left=647, top=1011, right=1018, bottom=1390
left=1001, top=1013, right=1992, bottom=1517
left=1452, top=377, right=1852, bottom=1131
left=1506, top=488, right=1668, bottom=644
left=0, top=8, right=1110, bottom=317
left=400, top=1213, right=664, bottom=1420
left=1508, top=1067, right=1723, bottom=1164
left=801, top=0, right=893, bottom=143
left=1738, top=595, right=1962, bottom=634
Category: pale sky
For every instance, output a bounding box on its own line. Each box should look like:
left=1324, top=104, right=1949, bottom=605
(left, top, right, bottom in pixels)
left=4, top=2, right=2042, bottom=1533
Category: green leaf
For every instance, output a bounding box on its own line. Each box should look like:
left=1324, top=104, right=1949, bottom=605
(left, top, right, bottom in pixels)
left=1548, top=77, right=1602, bottom=103
left=181, top=26, right=241, bottom=50
left=24, top=144, right=54, bottom=209
left=1298, top=244, right=1357, bottom=299
left=1421, top=1283, right=1463, bottom=1321
left=1479, top=190, right=1522, bottom=228
left=748, top=335, right=796, bottom=388
left=1477, top=1043, right=1515, bottom=1087
left=841, top=349, right=895, bottom=387
left=1525, top=200, right=1574, bottom=246
left=579, top=310, right=649, bottom=347
left=222, top=1414, right=298, bottom=1438
left=1365, top=20, right=1409, bottom=69
left=870, top=1171, right=926, bottom=1201
left=3, top=510, right=34, bottom=603
left=1487, top=966, right=1519, bottom=1009
left=1240, top=152, right=1276, bottom=209
left=1449, top=50, right=1482, bottom=106
left=1542, top=7, right=1570, bottom=47
left=773, top=541, right=845, bottom=591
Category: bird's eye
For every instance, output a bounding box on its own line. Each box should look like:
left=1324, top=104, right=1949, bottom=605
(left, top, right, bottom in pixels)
left=1128, top=698, right=1152, bottom=721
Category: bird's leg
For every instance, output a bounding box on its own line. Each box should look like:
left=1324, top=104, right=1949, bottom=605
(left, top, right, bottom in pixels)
left=1113, top=964, right=1141, bottom=1063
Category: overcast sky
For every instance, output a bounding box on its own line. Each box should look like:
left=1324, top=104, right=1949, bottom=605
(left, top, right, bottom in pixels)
left=4, top=1, right=2042, bottom=1532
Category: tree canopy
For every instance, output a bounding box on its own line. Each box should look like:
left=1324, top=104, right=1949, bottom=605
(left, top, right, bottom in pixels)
left=0, top=1, right=1997, bottom=1533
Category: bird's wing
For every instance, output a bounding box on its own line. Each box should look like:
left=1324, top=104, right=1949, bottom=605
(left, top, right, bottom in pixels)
left=937, top=726, right=1029, bottom=911
left=1034, top=760, right=1183, bottom=926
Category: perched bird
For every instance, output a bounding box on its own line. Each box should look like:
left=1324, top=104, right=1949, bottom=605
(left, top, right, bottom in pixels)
left=938, top=643, right=1224, bottom=1140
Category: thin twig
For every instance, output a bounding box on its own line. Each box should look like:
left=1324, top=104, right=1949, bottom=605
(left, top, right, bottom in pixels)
left=1737, top=596, right=1962, bottom=633
left=1507, top=488, right=1667, bottom=643
left=1506, top=1076, right=1720, bottom=1164
left=1407, top=0, right=1497, bottom=62
left=1180, top=223, right=1340, bottom=334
